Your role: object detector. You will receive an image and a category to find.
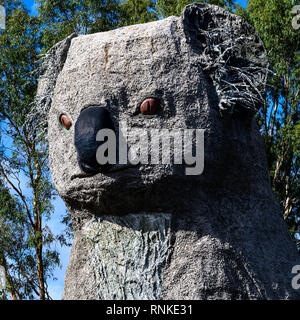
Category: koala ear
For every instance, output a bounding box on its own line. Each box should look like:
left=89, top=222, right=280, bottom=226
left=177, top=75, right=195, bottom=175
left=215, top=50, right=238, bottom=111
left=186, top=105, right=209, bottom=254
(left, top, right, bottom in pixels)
left=181, top=4, right=269, bottom=117
left=181, top=3, right=216, bottom=42
left=34, top=33, right=78, bottom=133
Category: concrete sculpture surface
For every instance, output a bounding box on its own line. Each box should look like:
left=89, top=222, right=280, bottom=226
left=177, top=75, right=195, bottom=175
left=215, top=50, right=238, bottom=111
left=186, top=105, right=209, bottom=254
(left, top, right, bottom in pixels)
left=36, top=4, right=300, bottom=299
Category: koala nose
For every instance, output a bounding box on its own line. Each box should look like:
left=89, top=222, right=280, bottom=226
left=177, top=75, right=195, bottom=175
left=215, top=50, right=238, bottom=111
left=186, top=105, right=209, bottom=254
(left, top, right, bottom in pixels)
left=74, top=106, right=115, bottom=174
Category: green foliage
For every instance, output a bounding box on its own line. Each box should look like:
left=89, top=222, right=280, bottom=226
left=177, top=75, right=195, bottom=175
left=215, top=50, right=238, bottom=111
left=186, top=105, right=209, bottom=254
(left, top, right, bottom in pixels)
left=156, top=0, right=193, bottom=17
left=36, top=0, right=160, bottom=51
left=156, top=0, right=236, bottom=17
left=0, top=180, right=36, bottom=300
left=248, top=0, right=299, bottom=75
left=119, top=0, right=158, bottom=26
left=36, top=0, right=121, bottom=51
left=0, top=1, right=66, bottom=299
left=246, top=0, right=300, bottom=247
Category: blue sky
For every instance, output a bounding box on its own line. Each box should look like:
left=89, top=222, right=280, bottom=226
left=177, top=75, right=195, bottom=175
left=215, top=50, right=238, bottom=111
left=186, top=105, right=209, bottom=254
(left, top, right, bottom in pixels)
left=18, top=0, right=248, bottom=300
left=23, top=0, right=37, bottom=15
left=238, top=0, right=247, bottom=7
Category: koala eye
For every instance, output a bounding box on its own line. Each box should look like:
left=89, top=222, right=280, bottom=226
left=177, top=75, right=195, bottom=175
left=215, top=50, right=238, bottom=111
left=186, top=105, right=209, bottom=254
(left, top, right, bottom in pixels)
left=59, top=114, right=72, bottom=131
left=140, top=98, right=159, bottom=115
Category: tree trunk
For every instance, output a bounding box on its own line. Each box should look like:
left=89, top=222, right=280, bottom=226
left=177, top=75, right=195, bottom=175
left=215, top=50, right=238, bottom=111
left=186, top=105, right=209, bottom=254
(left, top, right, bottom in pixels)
left=36, top=246, right=45, bottom=300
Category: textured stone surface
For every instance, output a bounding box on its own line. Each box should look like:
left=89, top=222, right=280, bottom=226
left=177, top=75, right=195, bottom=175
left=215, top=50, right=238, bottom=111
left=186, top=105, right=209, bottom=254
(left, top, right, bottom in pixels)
left=63, top=213, right=171, bottom=300
left=37, top=4, right=300, bottom=300
left=182, top=4, right=269, bottom=114
left=34, top=33, right=78, bottom=133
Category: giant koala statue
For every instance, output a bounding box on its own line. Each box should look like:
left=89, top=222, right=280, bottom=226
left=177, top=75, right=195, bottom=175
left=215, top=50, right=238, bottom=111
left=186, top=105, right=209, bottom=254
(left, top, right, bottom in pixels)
left=36, top=4, right=300, bottom=300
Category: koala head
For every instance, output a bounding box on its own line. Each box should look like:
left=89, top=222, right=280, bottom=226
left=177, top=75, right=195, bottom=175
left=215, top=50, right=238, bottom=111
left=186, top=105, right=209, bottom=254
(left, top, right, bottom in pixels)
left=35, top=4, right=268, bottom=219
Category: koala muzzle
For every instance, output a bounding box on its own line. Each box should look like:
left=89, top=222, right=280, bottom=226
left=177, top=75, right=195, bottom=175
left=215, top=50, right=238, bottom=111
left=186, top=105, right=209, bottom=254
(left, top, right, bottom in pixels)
left=74, top=106, right=115, bottom=174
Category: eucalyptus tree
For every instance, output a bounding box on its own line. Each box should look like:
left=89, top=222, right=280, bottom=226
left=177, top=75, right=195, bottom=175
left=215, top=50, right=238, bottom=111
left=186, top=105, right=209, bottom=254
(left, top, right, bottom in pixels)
left=0, top=0, right=61, bottom=299
left=246, top=0, right=300, bottom=248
